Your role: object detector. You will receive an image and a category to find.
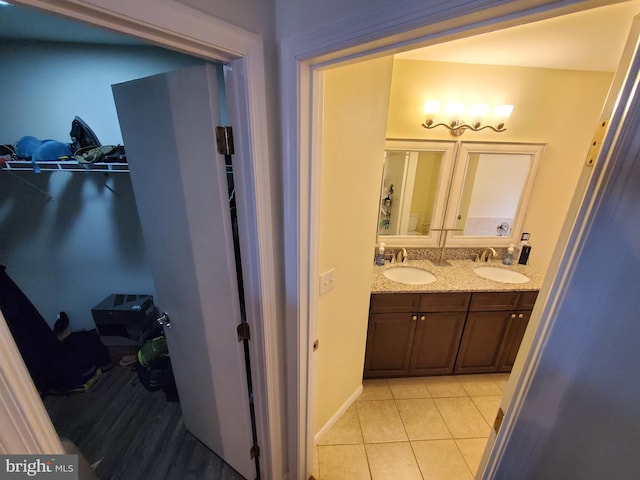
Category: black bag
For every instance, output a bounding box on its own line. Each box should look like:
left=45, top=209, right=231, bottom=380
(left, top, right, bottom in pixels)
left=136, top=356, right=178, bottom=402
left=134, top=322, right=178, bottom=401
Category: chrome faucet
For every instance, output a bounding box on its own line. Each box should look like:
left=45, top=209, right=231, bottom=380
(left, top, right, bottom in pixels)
left=479, top=247, right=498, bottom=262
left=395, top=248, right=408, bottom=264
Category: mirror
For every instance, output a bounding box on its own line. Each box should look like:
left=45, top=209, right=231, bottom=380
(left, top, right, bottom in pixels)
left=377, top=141, right=544, bottom=247
left=378, top=141, right=456, bottom=246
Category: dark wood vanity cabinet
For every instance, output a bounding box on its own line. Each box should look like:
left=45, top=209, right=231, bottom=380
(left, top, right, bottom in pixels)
left=409, top=311, right=467, bottom=375
left=496, top=310, right=531, bottom=372
left=364, top=290, right=538, bottom=378
left=453, top=311, right=512, bottom=374
left=364, top=292, right=470, bottom=378
left=454, top=291, right=538, bottom=374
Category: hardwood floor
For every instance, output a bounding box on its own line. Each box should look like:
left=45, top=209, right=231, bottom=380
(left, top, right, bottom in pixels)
left=43, top=366, right=245, bottom=480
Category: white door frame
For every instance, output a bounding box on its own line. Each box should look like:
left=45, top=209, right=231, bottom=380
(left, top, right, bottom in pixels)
left=280, top=0, right=612, bottom=477
left=0, top=311, right=63, bottom=454
left=2, top=1, right=283, bottom=478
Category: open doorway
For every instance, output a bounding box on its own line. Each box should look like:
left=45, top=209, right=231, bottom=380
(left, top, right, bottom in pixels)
left=308, top=2, right=640, bottom=478
left=0, top=1, right=282, bottom=479
left=0, top=5, right=246, bottom=478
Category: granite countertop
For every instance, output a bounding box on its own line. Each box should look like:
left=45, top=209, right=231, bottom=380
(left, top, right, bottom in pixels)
left=371, top=259, right=544, bottom=293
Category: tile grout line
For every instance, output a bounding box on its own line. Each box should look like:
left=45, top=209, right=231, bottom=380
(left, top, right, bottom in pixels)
left=358, top=379, right=383, bottom=480
left=460, top=380, right=500, bottom=478
left=428, top=389, right=464, bottom=479
left=453, top=439, right=479, bottom=479
left=430, top=378, right=466, bottom=441
left=430, top=378, right=492, bottom=478
left=392, top=395, right=426, bottom=480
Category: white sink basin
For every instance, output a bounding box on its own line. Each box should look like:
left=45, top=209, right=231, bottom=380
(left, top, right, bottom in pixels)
left=474, top=266, right=530, bottom=284
left=383, top=266, right=437, bottom=285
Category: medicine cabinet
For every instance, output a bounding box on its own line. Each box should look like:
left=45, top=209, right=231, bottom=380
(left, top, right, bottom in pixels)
left=377, top=140, right=545, bottom=248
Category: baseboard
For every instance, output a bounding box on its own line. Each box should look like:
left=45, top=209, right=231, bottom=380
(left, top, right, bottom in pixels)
left=314, top=384, right=363, bottom=445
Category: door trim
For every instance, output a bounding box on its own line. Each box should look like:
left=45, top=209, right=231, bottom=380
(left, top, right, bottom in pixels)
left=3, top=1, right=282, bottom=478
left=0, top=311, right=63, bottom=454
left=280, top=0, right=604, bottom=477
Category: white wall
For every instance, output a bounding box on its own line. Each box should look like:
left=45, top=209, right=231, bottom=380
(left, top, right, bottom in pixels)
left=0, top=41, right=205, bottom=145
left=316, top=56, right=394, bottom=432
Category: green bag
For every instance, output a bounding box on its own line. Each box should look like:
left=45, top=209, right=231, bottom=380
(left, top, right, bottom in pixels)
left=137, top=335, right=169, bottom=367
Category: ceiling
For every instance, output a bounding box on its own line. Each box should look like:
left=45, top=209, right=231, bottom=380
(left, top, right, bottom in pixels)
left=396, top=1, right=640, bottom=72
left=0, top=3, right=142, bottom=45
left=2, top=2, right=640, bottom=71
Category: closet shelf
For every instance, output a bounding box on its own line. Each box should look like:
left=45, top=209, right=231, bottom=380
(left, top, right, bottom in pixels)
left=2, top=160, right=129, bottom=173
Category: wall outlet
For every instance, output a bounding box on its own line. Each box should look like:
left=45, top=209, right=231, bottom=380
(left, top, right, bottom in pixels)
left=319, top=268, right=335, bottom=295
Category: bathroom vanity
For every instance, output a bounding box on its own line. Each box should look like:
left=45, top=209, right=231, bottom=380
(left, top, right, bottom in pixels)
left=364, top=260, right=543, bottom=379
left=367, top=138, right=547, bottom=378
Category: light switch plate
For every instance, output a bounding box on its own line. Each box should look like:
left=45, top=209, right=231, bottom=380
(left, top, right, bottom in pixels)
left=319, top=268, right=335, bottom=295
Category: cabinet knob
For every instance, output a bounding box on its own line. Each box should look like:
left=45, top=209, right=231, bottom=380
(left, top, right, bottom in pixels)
left=518, top=313, right=524, bottom=319
left=511, top=313, right=516, bottom=319
left=420, top=315, right=426, bottom=321
left=412, top=315, right=418, bottom=321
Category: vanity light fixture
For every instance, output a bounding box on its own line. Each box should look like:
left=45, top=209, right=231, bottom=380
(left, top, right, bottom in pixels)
left=422, top=101, right=513, bottom=136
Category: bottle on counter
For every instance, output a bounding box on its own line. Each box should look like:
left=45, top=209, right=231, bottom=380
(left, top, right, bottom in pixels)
left=503, top=244, right=515, bottom=265
left=375, top=242, right=386, bottom=266
left=518, top=233, right=532, bottom=265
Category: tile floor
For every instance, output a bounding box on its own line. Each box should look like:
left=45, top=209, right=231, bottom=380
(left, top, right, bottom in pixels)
left=313, top=373, right=509, bottom=480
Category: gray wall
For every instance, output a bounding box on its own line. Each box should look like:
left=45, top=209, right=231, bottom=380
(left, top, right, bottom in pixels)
left=0, top=171, right=151, bottom=331
left=276, top=0, right=390, bottom=40
left=0, top=40, right=206, bottom=331
left=0, top=40, right=205, bottom=145
left=178, top=0, right=275, bottom=39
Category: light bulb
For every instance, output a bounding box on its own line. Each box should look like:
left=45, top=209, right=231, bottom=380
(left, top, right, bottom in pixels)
left=423, top=100, right=441, bottom=115
left=494, top=104, right=514, bottom=121
left=470, top=103, right=490, bottom=119
left=445, top=102, right=465, bottom=117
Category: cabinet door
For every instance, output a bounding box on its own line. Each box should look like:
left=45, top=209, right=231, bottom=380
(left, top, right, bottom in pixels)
left=497, top=311, right=531, bottom=372
left=469, top=292, right=520, bottom=311
left=419, top=292, right=471, bottom=312
left=364, top=313, right=416, bottom=378
left=517, top=291, right=539, bottom=310
left=454, top=311, right=510, bottom=374
left=370, top=293, right=421, bottom=313
left=409, top=312, right=466, bottom=376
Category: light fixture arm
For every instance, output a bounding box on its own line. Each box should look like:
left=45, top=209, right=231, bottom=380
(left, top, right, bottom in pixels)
left=421, top=120, right=507, bottom=137
left=421, top=101, right=512, bottom=136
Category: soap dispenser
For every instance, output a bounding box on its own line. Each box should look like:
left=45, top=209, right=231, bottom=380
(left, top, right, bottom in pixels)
left=375, top=243, right=386, bottom=266
left=503, top=244, right=515, bottom=265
